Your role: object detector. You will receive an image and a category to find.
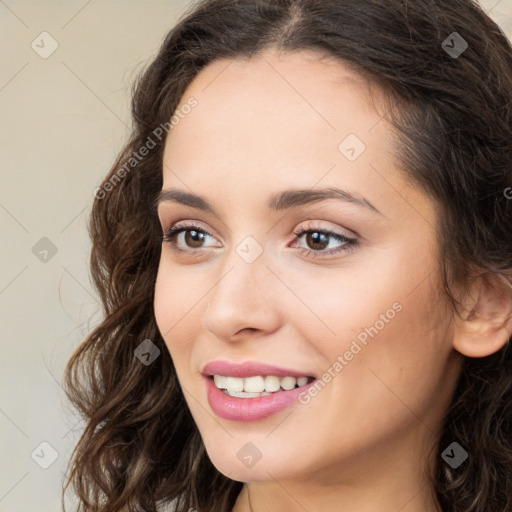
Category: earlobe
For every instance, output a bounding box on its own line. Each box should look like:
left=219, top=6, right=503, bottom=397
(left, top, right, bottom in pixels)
left=452, top=272, right=512, bottom=358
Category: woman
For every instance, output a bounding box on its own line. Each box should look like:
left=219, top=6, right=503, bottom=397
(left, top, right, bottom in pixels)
left=63, top=1, right=512, bottom=511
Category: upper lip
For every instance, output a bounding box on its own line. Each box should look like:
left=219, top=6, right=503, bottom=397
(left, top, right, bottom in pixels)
left=202, top=360, right=315, bottom=378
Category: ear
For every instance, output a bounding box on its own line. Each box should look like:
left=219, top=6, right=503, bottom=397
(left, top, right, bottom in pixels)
left=452, top=272, right=512, bottom=358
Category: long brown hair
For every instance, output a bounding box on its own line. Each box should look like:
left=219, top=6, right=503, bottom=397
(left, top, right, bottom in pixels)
left=62, top=1, right=512, bottom=511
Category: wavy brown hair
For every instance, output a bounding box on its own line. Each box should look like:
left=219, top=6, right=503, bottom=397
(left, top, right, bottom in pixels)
left=62, top=0, right=512, bottom=511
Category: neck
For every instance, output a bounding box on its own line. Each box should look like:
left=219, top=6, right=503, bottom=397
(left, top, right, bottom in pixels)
left=234, top=481, right=442, bottom=512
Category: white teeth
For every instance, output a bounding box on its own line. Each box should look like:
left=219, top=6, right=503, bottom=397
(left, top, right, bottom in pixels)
left=225, top=390, right=273, bottom=397
left=214, top=375, right=227, bottom=389
left=227, top=391, right=266, bottom=398
left=264, top=375, right=281, bottom=392
left=213, top=374, right=312, bottom=395
left=244, top=376, right=265, bottom=393
left=297, top=377, right=308, bottom=387
left=225, top=376, right=244, bottom=393
left=280, top=376, right=296, bottom=390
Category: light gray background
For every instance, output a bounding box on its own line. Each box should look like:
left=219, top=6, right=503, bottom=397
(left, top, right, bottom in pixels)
left=1, top=1, right=511, bottom=511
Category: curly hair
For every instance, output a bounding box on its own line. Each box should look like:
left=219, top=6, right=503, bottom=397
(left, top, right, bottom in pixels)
left=62, top=1, right=512, bottom=511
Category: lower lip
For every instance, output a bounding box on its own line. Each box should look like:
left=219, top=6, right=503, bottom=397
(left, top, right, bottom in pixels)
left=204, top=376, right=317, bottom=422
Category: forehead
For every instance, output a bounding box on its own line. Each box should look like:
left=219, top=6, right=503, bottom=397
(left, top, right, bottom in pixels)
left=164, top=49, right=388, bottom=158
left=160, top=48, right=417, bottom=221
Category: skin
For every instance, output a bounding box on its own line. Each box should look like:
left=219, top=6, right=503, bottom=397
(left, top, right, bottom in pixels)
left=153, top=48, right=509, bottom=512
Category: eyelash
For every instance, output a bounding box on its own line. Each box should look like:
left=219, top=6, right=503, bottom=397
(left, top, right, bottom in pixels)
left=161, top=221, right=358, bottom=259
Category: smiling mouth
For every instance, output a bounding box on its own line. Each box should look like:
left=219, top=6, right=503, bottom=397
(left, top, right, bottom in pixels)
left=211, top=374, right=316, bottom=398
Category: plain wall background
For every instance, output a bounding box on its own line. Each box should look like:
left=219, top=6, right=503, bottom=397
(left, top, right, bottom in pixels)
left=1, top=1, right=511, bottom=511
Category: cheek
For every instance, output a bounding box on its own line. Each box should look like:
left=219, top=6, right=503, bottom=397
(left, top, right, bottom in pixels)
left=296, top=256, right=410, bottom=358
left=303, top=245, right=451, bottom=411
left=153, top=259, right=198, bottom=356
left=153, top=262, right=174, bottom=341
left=322, top=276, right=451, bottom=433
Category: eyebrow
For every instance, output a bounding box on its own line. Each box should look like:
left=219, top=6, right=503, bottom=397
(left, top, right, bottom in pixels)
left=154, top=187, right=383, bottom=216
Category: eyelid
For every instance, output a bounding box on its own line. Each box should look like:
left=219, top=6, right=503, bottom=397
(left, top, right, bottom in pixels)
left=161, top=218, right=219, bottom=238
left=291, top=221, right=358, bottom=258
left=161, top=218, right=357, bottom=240
left=161, top=221, right=219, bottom=247
left=161, top=219, right=359, bottom=259
left=293, top=219, right=358, bottom=240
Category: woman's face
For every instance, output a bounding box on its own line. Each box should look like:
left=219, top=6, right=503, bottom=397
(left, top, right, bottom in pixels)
left=154, top=49, right=463, bottom=484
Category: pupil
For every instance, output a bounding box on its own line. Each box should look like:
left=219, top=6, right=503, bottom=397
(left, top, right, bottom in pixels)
left=186, top=230, right=204, bottom=248
left=183, top=230, right=331, bottom=250
left=307, top=231, right=328, bottom=250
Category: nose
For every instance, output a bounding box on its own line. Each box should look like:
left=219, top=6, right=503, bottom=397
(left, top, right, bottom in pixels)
left=201, top=251, right=283, bottom=342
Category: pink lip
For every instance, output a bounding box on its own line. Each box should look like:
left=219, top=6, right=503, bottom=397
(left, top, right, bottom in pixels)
left=204, top=376, right=317, bottom=421
left=201, top=360, right=317, bottom=422
left=201, top=360, right=315, bottom=378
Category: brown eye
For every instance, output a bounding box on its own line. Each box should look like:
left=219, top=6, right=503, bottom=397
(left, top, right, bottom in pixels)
left=304, top=231, right=330, bottom=251
left=184, top=229, right=207, bottom=248
left=291, top=223, right=358, bottom=258
left=162, top=223, right=219, bottom=253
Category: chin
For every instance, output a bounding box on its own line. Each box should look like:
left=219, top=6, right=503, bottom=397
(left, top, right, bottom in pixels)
left=202, top=438, right=309, bottom=483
